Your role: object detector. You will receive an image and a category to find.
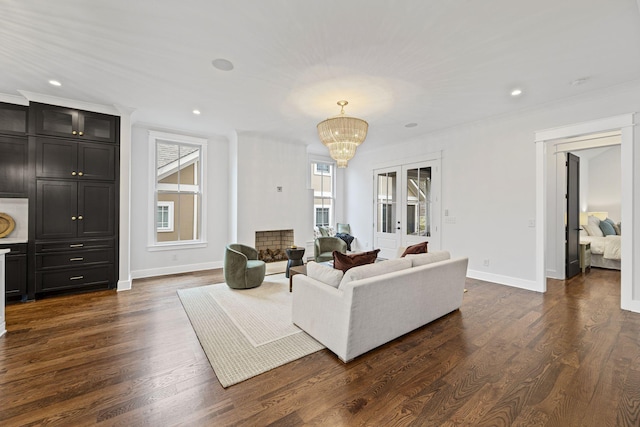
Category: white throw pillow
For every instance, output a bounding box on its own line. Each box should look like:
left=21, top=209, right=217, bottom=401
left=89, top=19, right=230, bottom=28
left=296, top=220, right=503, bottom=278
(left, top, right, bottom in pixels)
left=339, top=258, right=412, bottom=288
left=306, top=261, right=344, bottom=288
left=407, top=250, right=451, bottom=267
left=584, top=223, right=604, bottom=237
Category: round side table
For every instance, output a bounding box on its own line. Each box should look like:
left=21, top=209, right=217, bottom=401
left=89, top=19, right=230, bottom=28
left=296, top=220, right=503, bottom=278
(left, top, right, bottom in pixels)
left=285, top=247, right=305, bottom=278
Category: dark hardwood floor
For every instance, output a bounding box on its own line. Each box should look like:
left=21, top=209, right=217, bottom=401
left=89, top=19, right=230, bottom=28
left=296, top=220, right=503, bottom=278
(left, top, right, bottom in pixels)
left=1, top=267, right=638, bottom=426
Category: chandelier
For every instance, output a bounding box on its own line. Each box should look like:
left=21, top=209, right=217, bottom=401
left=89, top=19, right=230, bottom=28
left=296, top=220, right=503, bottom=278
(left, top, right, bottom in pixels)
left=317, top=100, right=368, bottom=168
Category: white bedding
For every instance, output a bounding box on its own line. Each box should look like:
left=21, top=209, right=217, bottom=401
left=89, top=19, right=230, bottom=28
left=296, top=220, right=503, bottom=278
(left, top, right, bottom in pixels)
left=581, top=235, right=621, bottom=260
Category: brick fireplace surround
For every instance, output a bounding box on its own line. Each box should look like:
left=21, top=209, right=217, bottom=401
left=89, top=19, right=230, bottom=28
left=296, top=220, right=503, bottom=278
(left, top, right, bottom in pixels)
left=255, top=229, right=294, bottom=262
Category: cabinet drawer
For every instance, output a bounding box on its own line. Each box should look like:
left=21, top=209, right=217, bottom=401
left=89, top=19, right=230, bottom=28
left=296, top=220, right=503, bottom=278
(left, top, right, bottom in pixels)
left=36, top=265, right=114, bottom=292
left=36, top=239, right=114, bottom=253
left=37, top=248, right=114, bottom=269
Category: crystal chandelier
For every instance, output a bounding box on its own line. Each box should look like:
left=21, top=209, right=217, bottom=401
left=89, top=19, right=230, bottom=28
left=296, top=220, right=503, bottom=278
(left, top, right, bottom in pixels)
left=317, top=100, right=368, bottom=168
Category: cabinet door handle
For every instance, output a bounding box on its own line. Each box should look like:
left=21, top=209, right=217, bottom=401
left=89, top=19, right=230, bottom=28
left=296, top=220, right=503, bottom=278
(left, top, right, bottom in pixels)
left=69, top=243, right=84, bottom=248
left=79, top=131, right=84, bottom=136
left=70, top=276, right=84, bottom=280
left=78, top=171, right=84, bottom=176
left=70, top=257, right=84, bottom=261
left=72, top=130, right=77, bottom=135
left=72, top=171, right=77, bottom=176
left=78, top=215, right=83, bottom=220
left=72, top=216, right=77, bottom=221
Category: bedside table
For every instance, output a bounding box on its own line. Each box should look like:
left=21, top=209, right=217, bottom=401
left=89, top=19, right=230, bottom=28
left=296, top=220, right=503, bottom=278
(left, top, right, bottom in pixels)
left=579, top=241, right=591, bottom=273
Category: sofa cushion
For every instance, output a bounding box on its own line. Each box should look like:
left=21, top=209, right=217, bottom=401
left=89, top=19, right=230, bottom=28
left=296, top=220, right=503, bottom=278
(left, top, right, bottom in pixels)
left=333, top=249, right=380, bottom=273
left=407, top=250, right=451, bottom=267
left=400, top=241, right=428, bottom=257
left=339, top=257, right=412, bottom=288
left=306, top=261, right=344, bottom=288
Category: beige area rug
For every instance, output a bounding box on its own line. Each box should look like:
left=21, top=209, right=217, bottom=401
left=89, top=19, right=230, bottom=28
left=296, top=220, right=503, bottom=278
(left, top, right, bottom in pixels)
left=177, top=274, right=324, bottom=388
left=265, top=260, right=287, bottom=275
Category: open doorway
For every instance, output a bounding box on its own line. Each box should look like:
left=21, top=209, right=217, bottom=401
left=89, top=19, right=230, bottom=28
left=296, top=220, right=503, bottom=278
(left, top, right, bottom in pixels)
left=534, top=113, right=637, bottom=312
left=551, top=135, right=622, bottom=280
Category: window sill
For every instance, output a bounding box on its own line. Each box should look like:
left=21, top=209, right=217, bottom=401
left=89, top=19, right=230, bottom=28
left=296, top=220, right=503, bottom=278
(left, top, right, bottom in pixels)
left=147, top=241, right=208, bottom=252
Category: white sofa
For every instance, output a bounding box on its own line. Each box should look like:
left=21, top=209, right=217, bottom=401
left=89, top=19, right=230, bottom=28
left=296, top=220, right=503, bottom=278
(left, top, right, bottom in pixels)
left=292, top=251, right=469, bottom=362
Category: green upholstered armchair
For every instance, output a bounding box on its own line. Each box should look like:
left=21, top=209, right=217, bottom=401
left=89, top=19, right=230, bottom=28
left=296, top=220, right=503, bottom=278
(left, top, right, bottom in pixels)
left=224, top=244, right=266, bottom=289
left=314, top=237, right=347, bottom=263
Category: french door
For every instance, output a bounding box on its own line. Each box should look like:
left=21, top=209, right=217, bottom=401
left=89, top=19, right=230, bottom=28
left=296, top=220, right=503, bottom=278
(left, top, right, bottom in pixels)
left=374, top=159, right=441, bottom=259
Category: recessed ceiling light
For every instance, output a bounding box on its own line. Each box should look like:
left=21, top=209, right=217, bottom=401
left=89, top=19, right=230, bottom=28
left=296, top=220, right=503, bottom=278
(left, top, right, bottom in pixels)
left=405, top=123, right=418, bottom=128
left=510, top=88, right=523, bottom=97
left=49, top=80, right=62, bottom=87
left=211, top=58, right=234, bottom=71
left=192, top=109, right=201, bottom=115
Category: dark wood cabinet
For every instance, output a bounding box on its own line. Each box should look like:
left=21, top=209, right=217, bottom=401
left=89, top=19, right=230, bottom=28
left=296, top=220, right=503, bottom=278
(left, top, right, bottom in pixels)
left=0, top=102, right=28, bottom=136
left=34, top=239, right=114, bottom=293
left=0, top=135, right=29, bottom=197
left=36, top=137, right=115, bottom=181
left=36, top=180, right=115, bottom=240
left=0, top=101, right=119, bottom=299
left=31, top=102, right=119, bottom=297
left=0, top=103, right=28, bottom=197
left=1, top=244, right=27, bottom=300
left=32, top=103, right=118, bottom=143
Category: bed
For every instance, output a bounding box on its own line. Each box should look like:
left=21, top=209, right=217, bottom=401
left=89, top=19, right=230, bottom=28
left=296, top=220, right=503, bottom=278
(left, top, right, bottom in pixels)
left=580, top=212, right=621, bottom=270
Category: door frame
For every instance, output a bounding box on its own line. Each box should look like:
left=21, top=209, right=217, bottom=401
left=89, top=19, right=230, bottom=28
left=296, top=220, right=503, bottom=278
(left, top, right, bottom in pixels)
left=535, top=113, right=638, bottom=312
left=373, top=155, right=442, bottom=259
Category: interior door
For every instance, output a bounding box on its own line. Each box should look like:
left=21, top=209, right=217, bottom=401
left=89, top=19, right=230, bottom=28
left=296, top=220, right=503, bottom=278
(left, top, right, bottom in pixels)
left=374, top=167, right=401, bottom=259
left=566, top=152, right=580, bottom=279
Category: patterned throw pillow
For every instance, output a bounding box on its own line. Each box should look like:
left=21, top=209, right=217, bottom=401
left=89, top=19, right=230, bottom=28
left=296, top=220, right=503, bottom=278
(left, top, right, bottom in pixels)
left=333, top=249, right=380, bottom=273
left=400, top=241, right=429, bottom=257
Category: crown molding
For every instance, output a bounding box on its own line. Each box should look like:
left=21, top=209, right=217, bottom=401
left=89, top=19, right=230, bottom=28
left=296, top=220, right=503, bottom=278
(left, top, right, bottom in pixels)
left=17, top=90, right=120, bottom=116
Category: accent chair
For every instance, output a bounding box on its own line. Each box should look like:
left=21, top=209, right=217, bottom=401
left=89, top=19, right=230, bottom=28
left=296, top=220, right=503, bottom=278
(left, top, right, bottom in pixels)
left=224, top=243, right=266, bottom=289
left=314, top=236, right=347, bottom=263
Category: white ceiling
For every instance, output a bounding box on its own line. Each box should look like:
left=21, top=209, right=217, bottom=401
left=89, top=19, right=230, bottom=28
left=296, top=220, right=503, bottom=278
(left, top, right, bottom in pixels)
left=2, top=0, right=640, bottom=153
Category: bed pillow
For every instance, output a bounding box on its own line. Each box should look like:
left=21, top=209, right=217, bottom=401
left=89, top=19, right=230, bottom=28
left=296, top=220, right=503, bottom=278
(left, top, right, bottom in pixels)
left=400, top=241, right=429, bottom=257
left=333, top=249, right=380, bottom=273
left=306, top=261, right=344, bottom=288
left=613, top=223, right=621, bottom=235
left=599, top=220, right=616, bottom=236
left=584, top=223, right=604, bottom=237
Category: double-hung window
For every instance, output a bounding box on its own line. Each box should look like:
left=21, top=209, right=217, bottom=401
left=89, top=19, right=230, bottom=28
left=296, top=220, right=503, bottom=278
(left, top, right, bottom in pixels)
left=149, top=131, right=207, bottom=249
left=310, top=160, right=335, bottom=228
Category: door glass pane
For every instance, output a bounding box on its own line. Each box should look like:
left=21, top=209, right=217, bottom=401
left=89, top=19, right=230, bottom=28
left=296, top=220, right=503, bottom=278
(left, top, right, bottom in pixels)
left=42, top=109, right=73, bottom=134
left=0, top=108, right=27, bottom=133
left=377, top=172, right=396, bottom=233
left=406, top=167, right=431, bottom=236
left=83, top=115, right=112, bottom=139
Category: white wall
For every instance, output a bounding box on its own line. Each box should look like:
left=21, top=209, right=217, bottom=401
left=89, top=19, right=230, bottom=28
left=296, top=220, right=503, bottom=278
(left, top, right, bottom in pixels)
left=234, top=132, right=313, bottom=249
left=588, top=146, right=622, bottom=221
left=130, top=124, right=230, bottom=278
left=345, top=79, right=640, bottom=292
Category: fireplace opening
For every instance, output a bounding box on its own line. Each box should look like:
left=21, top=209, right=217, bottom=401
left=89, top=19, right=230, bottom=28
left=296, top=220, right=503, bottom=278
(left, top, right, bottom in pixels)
left=255, top=229, right=294, bottom=263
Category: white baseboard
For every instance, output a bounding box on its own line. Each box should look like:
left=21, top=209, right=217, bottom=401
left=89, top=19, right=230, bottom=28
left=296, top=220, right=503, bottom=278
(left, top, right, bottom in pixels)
left=0, top=322, right=5, bottom=337
left=467, top=269, right=542, bottom=292
left=131, top=261, right=223, bottom=280
left=117, top=276, right=132, bottom=292
left=621, top=299, right=640, bottom=314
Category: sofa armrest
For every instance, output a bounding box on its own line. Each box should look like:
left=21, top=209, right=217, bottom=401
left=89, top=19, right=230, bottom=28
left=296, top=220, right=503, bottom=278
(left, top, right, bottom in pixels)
left=292, top=274, right=352, bottom=361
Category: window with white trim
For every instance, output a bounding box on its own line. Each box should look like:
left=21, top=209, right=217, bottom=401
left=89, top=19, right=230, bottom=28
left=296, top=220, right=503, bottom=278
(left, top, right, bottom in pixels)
left=156, top=201, right=174, bottom=232
left=310, top=160, right=335, bottom=228
left=149, top=131, right=207, bottom=248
